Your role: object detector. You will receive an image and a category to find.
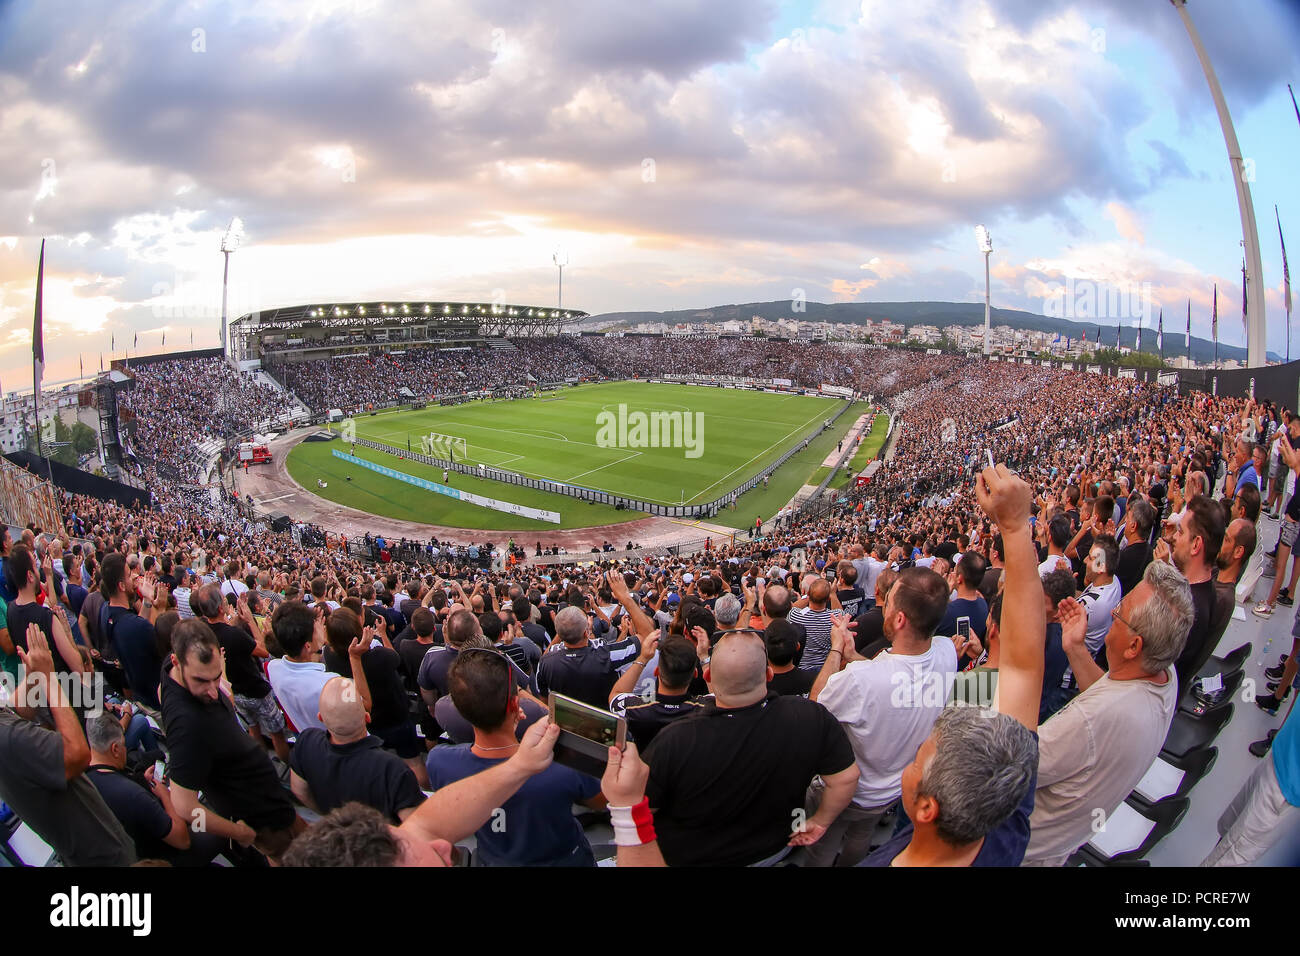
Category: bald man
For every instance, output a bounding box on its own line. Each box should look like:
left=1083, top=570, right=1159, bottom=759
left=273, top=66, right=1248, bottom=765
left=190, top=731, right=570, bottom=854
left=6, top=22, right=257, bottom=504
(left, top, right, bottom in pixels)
left=289, top=677, right=426, bottom=824
left=790, top=577, right=835, bottom=671
left=644, top=628, right=858, bottom=866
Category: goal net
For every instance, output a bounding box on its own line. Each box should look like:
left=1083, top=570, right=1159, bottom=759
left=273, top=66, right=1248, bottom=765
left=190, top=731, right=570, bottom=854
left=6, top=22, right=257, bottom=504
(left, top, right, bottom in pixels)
left=419, top=432, right=468, bottom=460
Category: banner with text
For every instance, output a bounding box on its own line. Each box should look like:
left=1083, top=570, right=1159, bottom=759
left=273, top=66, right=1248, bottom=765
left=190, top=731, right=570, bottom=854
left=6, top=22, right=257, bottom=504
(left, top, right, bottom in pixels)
left=330, top=450, right=560, bottom=523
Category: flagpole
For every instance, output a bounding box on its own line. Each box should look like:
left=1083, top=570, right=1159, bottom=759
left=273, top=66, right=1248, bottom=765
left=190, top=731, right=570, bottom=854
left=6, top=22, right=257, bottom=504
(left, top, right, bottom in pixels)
left=32, top=239, right=53, bottom=485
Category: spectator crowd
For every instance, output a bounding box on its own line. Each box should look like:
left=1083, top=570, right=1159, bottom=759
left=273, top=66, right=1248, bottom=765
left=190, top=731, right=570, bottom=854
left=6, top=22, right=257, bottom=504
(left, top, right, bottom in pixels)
left=0, top=340, right=1294, bottom=870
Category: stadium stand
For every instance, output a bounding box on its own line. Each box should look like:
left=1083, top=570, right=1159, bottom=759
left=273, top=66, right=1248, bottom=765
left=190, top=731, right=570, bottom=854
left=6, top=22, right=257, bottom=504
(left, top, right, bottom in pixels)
left=1, top=339, right=1296, bottom=870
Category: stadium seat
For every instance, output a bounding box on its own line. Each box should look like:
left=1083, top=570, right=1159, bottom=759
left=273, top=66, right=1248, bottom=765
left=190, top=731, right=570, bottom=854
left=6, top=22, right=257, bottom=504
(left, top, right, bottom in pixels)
left=1179, top=669, right=1243, bottom=716
left=1195, top=642, right=1251, bottom=681
left=1127, top=746, right=1217, bottom=815
left=1075, top=796, right=1190, bottom=864
left=1160, top=705, right=1233, bottom=761
left=0, top=821, right=59, bottom=867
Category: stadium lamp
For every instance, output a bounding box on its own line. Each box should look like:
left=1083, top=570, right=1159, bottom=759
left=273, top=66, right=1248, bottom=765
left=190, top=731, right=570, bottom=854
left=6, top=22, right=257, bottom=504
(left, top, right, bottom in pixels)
left=553, top=247, right=569, bottom=310
left=975, top=225, right=993, bottom=356
left=218, top=217, right=245, bottom=359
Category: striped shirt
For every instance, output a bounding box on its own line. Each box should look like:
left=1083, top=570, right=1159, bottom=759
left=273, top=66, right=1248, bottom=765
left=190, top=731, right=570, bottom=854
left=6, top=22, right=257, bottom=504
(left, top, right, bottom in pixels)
left=789, top=606, right=834, bottom=671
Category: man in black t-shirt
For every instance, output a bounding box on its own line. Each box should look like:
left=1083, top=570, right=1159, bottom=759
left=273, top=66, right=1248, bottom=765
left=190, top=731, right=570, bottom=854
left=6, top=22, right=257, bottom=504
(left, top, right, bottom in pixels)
left=536, top=606, right=639, bottom=708
left=1116, top=498, right=1156, bottom=595
left=194, top=583, right=290, bottom=763
left=323, top=607, right=428, bottom=787
left=289, top=676, right=426, bottom=824
left=5, top=544, right=83, bottom=679
left=1169, top=496, right=1223, bottom=688
left=765, top=620, right=816, bottom=697
left=85, top=712, right=222, bottom=866
left=100, top=552, right=165, bottom=710
left=160, top=619, right=303, bottom=863
left=397, top=608, right=438, bottom=692
left=608, top=635, right=703, bottom=747
left=644, top=628, right=858, bottom=866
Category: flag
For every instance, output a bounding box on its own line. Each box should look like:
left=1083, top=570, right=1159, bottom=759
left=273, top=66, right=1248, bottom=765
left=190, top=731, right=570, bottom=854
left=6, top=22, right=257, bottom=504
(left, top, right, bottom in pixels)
left=1115, top=323, right=1121, bottom=349
left=133, top=332, right=138, bottom=349
left=99, top=353, right=103, bottom=372
left=1279, top=205, right=1293, bottom=363
left=1082, top=328, right=1088, bottom=343
left=33, top=239, right=45, bottom=416
left=1242, top=259, right=1248, bottom=336
left=1157, top=309, right=1163, bottom=358
left=1137, top=322, right=1143, bottom=352
left=1186, top=300, right=1191, bottom=351
left=111, top=332, right=115, bottom=351
left=162, top=331, right=166, bottom=347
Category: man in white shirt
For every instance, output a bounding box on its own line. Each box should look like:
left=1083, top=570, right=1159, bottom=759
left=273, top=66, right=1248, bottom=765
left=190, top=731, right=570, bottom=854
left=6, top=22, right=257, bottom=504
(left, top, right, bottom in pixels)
left=1077, top=535, right=1122, bottom=654
left=1023, top=560, right=1194, bottom=865
left=1037, top=514, right=1073, bottom=577
left=267, top=603, right=333, bottom=733
left=850, top=543, right=887, bottom=614
left=803, top=566, right=957, bottom=866
left=220, top=559, right=249, bottom=602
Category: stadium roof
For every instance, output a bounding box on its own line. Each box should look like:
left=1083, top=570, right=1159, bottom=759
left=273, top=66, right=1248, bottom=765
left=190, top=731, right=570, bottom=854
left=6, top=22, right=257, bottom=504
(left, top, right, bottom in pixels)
left=230, top=300, right=588, bottom=333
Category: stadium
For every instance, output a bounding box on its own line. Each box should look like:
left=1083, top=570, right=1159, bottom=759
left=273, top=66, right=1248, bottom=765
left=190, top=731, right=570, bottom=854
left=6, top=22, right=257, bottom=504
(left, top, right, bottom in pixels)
left=4, top=0, right=1300, bottom=913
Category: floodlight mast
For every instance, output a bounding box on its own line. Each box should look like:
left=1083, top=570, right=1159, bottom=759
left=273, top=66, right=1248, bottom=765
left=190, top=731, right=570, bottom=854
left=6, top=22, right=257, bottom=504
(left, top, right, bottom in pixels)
left=553, top=248, right=569, bottom=310
left=220, top=217, right=245, bottom=360
left=975, top=226, right=993, bottom=356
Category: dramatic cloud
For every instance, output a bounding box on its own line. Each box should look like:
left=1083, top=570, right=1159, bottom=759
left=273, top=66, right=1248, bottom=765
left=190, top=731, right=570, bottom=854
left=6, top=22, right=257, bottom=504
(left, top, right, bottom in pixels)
left=0, top=0, right=1295, bottom=381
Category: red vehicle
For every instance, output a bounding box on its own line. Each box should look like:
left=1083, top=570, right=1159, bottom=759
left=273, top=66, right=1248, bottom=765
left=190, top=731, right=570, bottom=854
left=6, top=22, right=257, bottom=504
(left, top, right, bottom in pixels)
left=238, top=443, right=272, bottom=465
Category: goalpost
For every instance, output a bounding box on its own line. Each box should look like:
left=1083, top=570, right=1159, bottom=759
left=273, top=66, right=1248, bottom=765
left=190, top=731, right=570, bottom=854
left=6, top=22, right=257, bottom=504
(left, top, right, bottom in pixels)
left=419, top=432, right=468, bottom=460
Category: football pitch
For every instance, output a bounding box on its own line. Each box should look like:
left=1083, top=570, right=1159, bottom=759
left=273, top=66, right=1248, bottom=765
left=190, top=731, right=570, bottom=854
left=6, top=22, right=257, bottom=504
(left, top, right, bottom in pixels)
left=285, top=382, right=850, bottom=531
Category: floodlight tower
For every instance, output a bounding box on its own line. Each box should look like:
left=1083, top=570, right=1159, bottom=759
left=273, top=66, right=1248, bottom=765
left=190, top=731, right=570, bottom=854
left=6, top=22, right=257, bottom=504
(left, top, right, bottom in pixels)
left=553, top=247, right=569, bottom=311
left=220, top=217, right=245, bottom=360
left=975, top=225, right=993, bottom=355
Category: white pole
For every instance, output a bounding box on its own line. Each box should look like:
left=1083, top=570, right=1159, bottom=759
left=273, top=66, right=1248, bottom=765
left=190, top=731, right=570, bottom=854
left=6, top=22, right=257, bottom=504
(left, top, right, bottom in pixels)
left=1171, top=0, right=1266, bottom=367
left=220, top=249, right=230, bottom=358
left=983, top=249, right=992, bottom=355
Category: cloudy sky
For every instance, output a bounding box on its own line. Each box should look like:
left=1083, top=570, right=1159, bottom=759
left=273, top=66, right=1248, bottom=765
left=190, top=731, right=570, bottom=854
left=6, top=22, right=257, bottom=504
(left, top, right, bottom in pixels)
left=1, top=0, right=1298, bottom=385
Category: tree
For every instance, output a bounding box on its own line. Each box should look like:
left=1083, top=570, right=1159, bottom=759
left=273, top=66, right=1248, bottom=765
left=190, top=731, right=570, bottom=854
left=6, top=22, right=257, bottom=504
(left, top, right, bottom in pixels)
left=1086, top=347, right=1167, bottom=370
left=70, top=421, right=97, bottom=457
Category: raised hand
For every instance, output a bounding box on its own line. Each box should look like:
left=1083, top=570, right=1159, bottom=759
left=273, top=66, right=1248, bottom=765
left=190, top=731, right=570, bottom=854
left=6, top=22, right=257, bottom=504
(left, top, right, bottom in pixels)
left=602, top=740, right=649, bottom=808
left=1057, top=597, right=1088, bottom=654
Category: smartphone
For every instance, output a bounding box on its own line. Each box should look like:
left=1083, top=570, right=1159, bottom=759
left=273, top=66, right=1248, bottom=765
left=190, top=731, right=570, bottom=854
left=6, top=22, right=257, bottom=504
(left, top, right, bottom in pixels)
left=956, top=616, right=971, bottom=643
left=153, top=759, right=166, bottom=781
left=985, top=449, right=995, bottom=470
left=548, top=692, right=625, bottom=778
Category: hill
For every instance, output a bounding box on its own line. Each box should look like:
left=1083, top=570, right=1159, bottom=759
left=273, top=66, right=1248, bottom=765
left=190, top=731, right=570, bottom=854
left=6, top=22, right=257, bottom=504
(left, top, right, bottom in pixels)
left=587, top=300, right=1275, bottom=365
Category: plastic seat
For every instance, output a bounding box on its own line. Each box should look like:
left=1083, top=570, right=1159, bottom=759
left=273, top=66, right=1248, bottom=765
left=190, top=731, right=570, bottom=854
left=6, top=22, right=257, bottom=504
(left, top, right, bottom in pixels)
left=1161, top=704, right=1233, bottom=760
left=1196, top=642, right=1251, bottom=681
left=1127, top=746, right=1217, bottom=814
left=1078, top=796, right=1190, bottom=864
left=0, top=821, right=58, bottom=867
left=1180, top=670, right=1244, bottom=716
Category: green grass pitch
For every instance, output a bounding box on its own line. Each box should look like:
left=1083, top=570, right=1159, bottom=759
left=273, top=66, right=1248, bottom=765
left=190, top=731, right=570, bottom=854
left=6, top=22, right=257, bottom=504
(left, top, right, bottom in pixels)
left=285, top=382, right=848, bottom=531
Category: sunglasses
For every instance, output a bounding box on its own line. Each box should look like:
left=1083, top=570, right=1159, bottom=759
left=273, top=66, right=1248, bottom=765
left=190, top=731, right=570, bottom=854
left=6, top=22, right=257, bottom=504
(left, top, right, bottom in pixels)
left=711, top=627, right=765, bottom=648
